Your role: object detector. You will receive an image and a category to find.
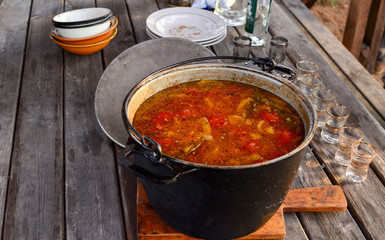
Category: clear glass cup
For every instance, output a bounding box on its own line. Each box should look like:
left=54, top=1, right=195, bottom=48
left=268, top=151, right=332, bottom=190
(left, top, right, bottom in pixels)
left=334, top=127, right=364, bottom=166
left=321, top=103, right=350, bottom=144
left=311, top=87, right=336, bottom=127
left=214, top=0, right=248, bottom=26
left=296, top=60, right=319, bottom=74
left=233, top=36, right=251, bottom=58
left=269, top=36, right=288, bottom=63
left=346, top=142, right=377, bottom=183
left=297, top=74, right=322, bottom=97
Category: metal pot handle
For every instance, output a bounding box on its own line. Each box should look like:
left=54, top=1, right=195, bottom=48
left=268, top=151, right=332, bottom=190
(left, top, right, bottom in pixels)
left=118, top=137, right=198, bottom=184
left=152, top=56, right=296, bottom=82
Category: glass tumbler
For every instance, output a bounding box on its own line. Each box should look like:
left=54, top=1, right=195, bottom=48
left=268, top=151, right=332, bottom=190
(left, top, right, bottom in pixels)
left=346, top=142, right=377, bottom=183
left=233, top=36, right=251, bottom=58
left=214, top=0, right=248, bottom=26
left=296, top=60, right=319, bottom=74
left=269, top=36, right=288, bottom=63
left=334, top=127, right=364, bottom=166
left=321, top=103, right=350, bottom=144
left=311, top=87, right=336, bottom=127
left=297, top=74, right=322, bottom=97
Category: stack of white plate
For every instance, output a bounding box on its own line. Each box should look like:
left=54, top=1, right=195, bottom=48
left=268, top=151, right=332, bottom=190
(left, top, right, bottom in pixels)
left=146, top=7, right=227, bottom=47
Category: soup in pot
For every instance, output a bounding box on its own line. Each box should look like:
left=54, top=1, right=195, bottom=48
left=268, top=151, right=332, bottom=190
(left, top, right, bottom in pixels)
left=133, top=80, right=304, bottom=166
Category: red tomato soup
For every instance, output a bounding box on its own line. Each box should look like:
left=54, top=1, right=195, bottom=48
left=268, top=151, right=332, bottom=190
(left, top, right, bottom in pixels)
left=133, top=80, right=305, bottom=166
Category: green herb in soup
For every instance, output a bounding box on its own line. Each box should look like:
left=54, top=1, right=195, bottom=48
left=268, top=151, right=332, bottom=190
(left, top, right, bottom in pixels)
left=133, top=80, right=305, bottom=166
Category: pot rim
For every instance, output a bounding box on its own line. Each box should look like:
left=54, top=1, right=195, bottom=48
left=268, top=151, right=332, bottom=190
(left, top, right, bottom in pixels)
left=122, top=63, right=317, bottom=169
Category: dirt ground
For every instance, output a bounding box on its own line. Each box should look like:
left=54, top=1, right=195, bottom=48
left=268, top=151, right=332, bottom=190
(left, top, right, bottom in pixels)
left=309, top=0, right=384, bottom=86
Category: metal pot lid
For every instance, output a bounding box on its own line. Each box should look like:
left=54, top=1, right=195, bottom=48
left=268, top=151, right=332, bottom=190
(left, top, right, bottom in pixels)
left=94, top=38, right=215, bottom=147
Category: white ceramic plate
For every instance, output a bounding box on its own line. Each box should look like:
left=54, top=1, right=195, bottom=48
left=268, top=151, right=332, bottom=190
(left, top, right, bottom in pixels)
left=201, top=31, right=227, bottom=47
left=146, top=26, right=227, bottom=46
left=146, top=7, right=226, bottom=42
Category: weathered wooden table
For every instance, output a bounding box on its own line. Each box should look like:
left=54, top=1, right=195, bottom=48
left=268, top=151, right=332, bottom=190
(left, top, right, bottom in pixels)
left=1, top=0, right=384, bottom=239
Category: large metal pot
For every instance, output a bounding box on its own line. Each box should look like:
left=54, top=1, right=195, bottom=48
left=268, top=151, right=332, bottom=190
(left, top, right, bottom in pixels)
left=119, top=62, right=317, bottom=239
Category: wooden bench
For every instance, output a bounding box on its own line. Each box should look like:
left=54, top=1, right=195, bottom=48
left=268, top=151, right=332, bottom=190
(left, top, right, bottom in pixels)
left=302, top=0, right=385, bottom=74
left=343, top=0, right=385, bottom=73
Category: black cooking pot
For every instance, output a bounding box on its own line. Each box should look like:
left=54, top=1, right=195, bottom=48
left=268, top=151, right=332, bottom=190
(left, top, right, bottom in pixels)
left=119, top=60, right=317, bottom=239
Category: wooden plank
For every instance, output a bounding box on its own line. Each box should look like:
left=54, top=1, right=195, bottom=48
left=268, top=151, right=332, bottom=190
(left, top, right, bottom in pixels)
left=97, top=0, right=139, bottom=239
left=2, top=0, right=65, bottom=238
left=283, top=213, right=308, bottom=240
left=112, top=0, right=165, bottom=238
left=342, top=0, right=372, bottom=59
left=98, top=0, right=136, bottom=65
left=63, top=0, right=126, bottom=239
left=0, top=0, right=31, bottom=233
left=116, top=149, right=138, bottom=240
left=283, top=186, right=347, bottom=212
left=276, top=0, right=385, bottom=184
left=363, top=0, right=385, bottom=72
left=125, top=0, right=159, bottom=43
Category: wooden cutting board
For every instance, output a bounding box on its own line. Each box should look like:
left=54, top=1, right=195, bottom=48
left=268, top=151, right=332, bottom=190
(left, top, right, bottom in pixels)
left=137, top=184, right=347, bottom=239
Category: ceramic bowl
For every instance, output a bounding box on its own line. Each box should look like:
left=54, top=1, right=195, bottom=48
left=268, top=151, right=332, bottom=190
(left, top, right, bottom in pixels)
left=54, top=16, right=112, bottom=39
left=53, top=7, right=112, bottom=28
left=52, top=8, right=113, bottom=38
left=51, top=28, right=117, bottom=55
left=52, top=16, right=118, bottom=45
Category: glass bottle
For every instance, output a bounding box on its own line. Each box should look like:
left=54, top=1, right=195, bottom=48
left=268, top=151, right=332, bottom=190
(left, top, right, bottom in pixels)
left=244, top=0, right=272, bottom=46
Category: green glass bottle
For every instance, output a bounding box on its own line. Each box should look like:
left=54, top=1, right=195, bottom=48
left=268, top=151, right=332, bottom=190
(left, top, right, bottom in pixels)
left=244, top=0, right=272, bottom=46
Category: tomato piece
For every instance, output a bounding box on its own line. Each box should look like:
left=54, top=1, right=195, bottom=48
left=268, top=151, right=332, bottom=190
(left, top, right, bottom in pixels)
left=232, top=128, right=248, bottom=137
left=279, top=129, right=296, bottom=145
left=153, top=111, right=173, bottom=130
left=156, top=138, right=174, bottom=148
left=207, top=116, right=229, bottom=128
left=261, top=111, right=280, bottom=123
left=245, top=141, right=260, bottom=152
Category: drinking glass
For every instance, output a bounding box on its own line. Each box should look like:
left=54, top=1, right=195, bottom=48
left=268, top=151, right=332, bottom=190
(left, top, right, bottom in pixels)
left=244, top=0, right=272, bottom=46
left=334, top=127, right=364, bottom=166
left=321, top=103, right=350, bottom=144
left=297, top=74, right=322, bottom=97
left=269, top=36, right=288, bottom=63
left=214, top=0, right=248, bottom=26
left=311, top=87, right=336, bottom=127
left=233, top=36, right=251, bottom=58
left=346, top=142, right=377, bottom=183
left=296, top=60, right=318, bottom=74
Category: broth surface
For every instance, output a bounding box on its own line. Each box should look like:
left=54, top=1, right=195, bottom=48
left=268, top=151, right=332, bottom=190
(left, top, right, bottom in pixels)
left=133, top=80, right=304, bottom=166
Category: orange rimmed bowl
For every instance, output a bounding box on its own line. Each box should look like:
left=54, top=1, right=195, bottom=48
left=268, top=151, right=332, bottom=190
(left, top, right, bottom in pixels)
left=51, top=27, right=117, bottom=55
left=51, top=16, right=118, bottom=45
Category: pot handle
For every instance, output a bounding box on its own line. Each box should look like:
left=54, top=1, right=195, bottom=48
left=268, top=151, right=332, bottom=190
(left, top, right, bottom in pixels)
left=152, top=56, right=296, bottom=82
left=118, top=138, right=198, bottom=184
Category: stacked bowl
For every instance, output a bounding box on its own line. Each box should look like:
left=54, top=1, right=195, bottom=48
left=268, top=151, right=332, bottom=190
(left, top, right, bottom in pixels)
left=50, top=8, right=118, bottom=55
